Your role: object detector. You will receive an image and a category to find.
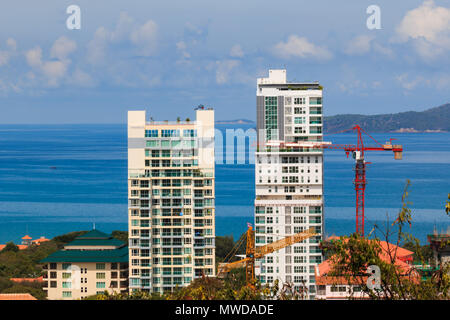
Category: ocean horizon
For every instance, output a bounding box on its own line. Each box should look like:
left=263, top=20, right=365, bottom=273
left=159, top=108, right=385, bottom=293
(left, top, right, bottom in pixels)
left=0, top=124, right=448, bottom=245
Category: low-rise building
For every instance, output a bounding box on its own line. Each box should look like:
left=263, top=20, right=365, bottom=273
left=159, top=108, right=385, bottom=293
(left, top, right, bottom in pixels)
left=0, top=293, right=37, bottom=300
left=40, top=229, right=129, bottom=300
left=315, top=237, right=416, bottom=300
left=428, top=232, right=450, bottom=271
left=0, top=235, right=49, bottom=251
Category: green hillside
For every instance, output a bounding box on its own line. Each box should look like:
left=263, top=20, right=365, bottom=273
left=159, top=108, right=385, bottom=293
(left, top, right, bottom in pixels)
left=324, top=103, right=450, bottom=133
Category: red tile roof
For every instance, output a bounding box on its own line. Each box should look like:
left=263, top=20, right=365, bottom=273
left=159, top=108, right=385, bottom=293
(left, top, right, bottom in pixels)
left=21, top=235, right=32, bottom=240
left=316, top=238, right=418, bottom=286
left=0, top=244, right=28, bottom=251
left=0, top=293, right=37, bottom=300
left=10, top=276, right=44, bottom=283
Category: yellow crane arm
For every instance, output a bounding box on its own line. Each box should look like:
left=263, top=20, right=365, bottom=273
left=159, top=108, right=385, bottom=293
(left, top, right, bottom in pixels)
left=254, top=227, right=317, bottom=258
left=217, top=258, right=250, bottom=276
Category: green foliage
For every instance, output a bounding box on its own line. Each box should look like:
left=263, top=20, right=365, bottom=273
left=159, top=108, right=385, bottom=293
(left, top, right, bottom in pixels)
left=2, top=283, right=46, bottom=300
left=111, top=230, right=128, bottom=244
left=401, top=241, right=433, bottom=264
left=52, top=231, right=88, bottom=247
left=215, top=235, right=235, bottom=262
left=446, top=193, right=450, bottom=216
left=2, top=242, right=19, bottom=253
left=324, top=103, right=450, bottom=133
left=86, top=290, right=166, bottom=300
left=324, top=180, right=450, bottom=300
left=167, top=276, right=271, bottom=300
left=0, top=230, right=96, bottom=300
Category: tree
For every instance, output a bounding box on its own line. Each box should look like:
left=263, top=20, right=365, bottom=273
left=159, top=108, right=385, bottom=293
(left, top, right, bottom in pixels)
left=111, top=230, right=128, bottom=243
left=2, top=242, right=19, bottom=253
left=215, top=235, right=235, bottom=262
left=2, top=284, right=46, bottom=300
left=446, top=193, right=450, bottom=216
left=324, top=180, right=449, bottom=300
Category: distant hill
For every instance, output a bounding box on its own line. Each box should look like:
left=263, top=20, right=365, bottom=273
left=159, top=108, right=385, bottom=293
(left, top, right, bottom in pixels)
left=215, top=119, right=255, bottom=125
left=215, top=103, right=450, bottom=132
left=324, top=103, right=450, bottom=133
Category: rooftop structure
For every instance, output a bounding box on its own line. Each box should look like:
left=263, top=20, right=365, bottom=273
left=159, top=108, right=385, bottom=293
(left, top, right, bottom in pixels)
left=40, top=229, right=129, bottom=300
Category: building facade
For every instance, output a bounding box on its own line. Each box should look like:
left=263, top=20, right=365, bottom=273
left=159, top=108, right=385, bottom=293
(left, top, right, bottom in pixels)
left=428, top=232, right=450, bottom=272
left=127, top=108, right=216, bottom=294
left=254, top=70, right=324, bottom=299
left=40, top=230, right=129, bottom=300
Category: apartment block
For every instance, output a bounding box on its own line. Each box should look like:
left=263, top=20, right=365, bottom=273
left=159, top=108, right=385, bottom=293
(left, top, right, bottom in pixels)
left=40, top=230, right=129, bottom=300
left=254, top=69, right=324, bottom=299
left=128, top=108, right=216, bottom=294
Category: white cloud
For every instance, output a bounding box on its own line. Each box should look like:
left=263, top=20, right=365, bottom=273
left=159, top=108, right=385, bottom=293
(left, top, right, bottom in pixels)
left=110, top=12, right=135, bottom=42
left=395, top=0, right=450, bottom=59
left=6, top=38, right=17, bottom=51
left=176, top=41, right=191, bottom=59
left=215, top=60, right=240, bottom=84
left=0, top=38, right=17, bottom=67
left=230, top=44, right=244, bottom=58
left=68, top=68, right=96, bottom=87
left=41, top=61, right=68, bottom=85
left=130, top=20, right=158, bottom=56
left=87, top=27, right=110, bottom=65
left=87, top=14, right=158, bottom=64
left=344, top=35, right=393, bottom=57
left=50, top=36, right=76, bottom=60
left=344, top=35, right=374, bottom=55
left=25, top=47, right=43, bottom=68
left=273, top=35, right=332, bottom=60
left=396, top=72, right=450, bottom=91
left=25, top=44, right=72, bottom=87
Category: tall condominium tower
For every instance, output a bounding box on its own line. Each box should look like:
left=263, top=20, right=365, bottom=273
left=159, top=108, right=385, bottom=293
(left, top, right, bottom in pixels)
left=127, top=108, right=215, bottom=294
left=254, top=70, right=323, bottom=299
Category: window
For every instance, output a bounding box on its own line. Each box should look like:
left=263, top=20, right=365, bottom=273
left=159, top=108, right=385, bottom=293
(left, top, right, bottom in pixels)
left=96, top=273, right=106, bottom=279
left=294, top=107, right=306, bottom=114
left=183, top=129, right=197, bottom=137
left=96, top=263, right=106, bottom=270
left=161, top=129, right=180, bottom=137
left=265, top=97, right=278, bottom=140
left=309, top=97, right=322, bottom=105
left=62, top=263, right=71, bottom=270
left=145, top=129, right=158, bottom=137
left=62, top=291, right=72, bottom=298
left=294, top=97, right=305, bottom=105
left=96, top=282, right=106, bottom=289
left=62, top=282, right=71, bottom=288
left=294, top=117, right=305, bottom=124
left=146, top=140, right=159, bottom=147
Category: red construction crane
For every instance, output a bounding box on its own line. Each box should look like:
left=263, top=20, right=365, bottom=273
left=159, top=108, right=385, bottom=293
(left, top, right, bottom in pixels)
left=265, top=125, right=403, bottom=236
left=316, top=125, right=403, bottom=235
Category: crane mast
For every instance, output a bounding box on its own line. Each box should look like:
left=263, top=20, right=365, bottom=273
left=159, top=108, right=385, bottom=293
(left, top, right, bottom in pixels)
left=259, top=124, right=403, bottom=236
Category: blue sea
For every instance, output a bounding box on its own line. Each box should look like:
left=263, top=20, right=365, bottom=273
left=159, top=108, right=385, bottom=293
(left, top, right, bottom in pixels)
left=0, top=124, right=448, bottom=245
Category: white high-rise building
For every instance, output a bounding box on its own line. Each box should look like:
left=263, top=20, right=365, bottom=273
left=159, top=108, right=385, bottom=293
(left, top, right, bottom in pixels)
left=254, top=69, right=323, bottom=299
left=127, top=108, right=216, bottom=294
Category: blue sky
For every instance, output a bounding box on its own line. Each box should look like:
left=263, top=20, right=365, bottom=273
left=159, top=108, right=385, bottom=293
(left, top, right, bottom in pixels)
left=0, top=0, right=449, bottom=123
